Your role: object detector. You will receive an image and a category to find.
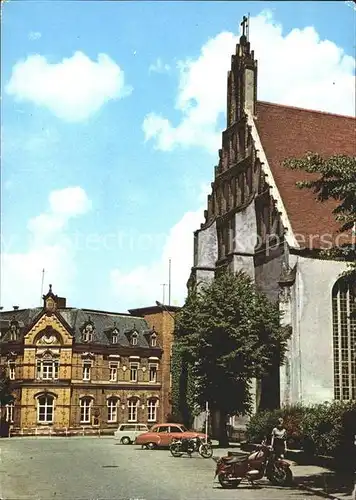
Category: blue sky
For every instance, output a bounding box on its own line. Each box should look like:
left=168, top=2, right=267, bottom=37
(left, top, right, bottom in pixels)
left=1, top=1, right=355, bottom=311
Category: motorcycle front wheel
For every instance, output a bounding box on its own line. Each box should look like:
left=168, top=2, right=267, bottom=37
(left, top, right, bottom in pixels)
left=170, top=442, right=183, bottom=458
left=199, top=443, right=213, bottom=458
left=218, top=472, right=241, bottom=489
left=267, top=466, right=293, bottom=486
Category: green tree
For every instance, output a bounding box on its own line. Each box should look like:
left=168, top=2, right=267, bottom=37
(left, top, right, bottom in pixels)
left=284, top=153, right=356, bottom=280
left=174, top=271, right=291, bottom=446
left=0, top=367, right=14, bottom=421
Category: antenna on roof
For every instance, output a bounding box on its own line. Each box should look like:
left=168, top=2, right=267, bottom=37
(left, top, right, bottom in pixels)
left=161, top=284, right=167, bottom=305
left=40, top=268, right=45, bottom=304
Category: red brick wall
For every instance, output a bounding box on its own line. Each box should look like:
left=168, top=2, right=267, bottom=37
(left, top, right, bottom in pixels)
left=141, top=311, right=175, bottom=422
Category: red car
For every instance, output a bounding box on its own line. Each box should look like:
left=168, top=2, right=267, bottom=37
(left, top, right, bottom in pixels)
left=135, top=423, right=208, bottom=449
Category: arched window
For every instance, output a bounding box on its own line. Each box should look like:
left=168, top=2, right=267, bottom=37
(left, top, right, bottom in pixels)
left=131, top=332, right=138, bottom=346
left=150, top=333, right=157, bottom=347
left=332, top=278, right=356, bottom=401
left=147, top=399, right=158, bottom=423
left=37, top=394, right=55, bottom=423
left=107, top=398, right=118, bottom=423
left=127, top=398, right=138, bottom=422
left=80, top=397, right=93, bottom=424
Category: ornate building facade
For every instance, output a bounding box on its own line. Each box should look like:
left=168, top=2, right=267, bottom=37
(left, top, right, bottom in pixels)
left=0, top=286, right=178, bottom=435
left=189, top=22, right=355, bottom=413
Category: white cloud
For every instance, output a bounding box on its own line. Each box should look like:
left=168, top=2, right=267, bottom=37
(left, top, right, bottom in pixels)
left=28, top=31, right=41, bottom=41
left=5, top=51, right=132, bottom=122
left=149, top=58, right=171, bottom=74
left=143, top=10, right=355, bottom=153
left=110, top=184, right=210, bottom=310
left=1, top=187, right=91, bottom=309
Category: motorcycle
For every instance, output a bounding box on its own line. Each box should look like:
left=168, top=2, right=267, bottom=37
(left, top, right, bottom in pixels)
left=213, top=441, right=293, bottom=488
left=170, top=436, right=213, bottom=459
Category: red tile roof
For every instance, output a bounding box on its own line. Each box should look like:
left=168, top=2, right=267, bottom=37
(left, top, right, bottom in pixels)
left=255, top=101, right=356, bottom=249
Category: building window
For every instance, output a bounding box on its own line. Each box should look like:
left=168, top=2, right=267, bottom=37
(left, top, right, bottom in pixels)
left=149, top=364, right=157, bottom=383
left=131, top=332, right=138, bottom=346
left=109, top=363, right=118, bottom=382
left=80, top=398, right=92, bottom=423
left=332, top=278, right=356, bottom=401
left=130, top=362, right=139, bottom=382
left=83, top=362, right=92, bottom=381
left=8, top=361, right=15, bottom=380
left=9, top=323, right=18, bottom=341
left=5, top=402, right=14, bottom=423
left=37, top=395, right=54, bottom=424
left=147, top=399, right=158, bottom=422
left=36, top=360, right=59, bottom=380
left=112, top=332, right=118, bottom=344
left=81, top=323, right=94, bottom=343
left=151, top=334, right=157, bottom=347
left=128, top=399, right=138, bottom=422
left=107, top=398, right=118, bottom=423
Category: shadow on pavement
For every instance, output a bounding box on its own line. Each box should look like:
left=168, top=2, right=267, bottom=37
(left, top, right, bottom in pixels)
left=297, top=471, right=355, bottom=498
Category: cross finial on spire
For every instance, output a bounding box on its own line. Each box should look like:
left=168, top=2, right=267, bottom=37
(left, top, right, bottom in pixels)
left=240, top=14, right=250, bottom=41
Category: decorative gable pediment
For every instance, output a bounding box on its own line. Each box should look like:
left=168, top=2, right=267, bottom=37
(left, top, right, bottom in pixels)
left=35, top=327, right=62, bottom=346
left=24, top=311, right=73, bottom=346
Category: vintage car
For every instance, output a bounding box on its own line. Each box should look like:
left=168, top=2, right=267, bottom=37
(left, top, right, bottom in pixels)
left=134, top=422, right=208, bottom=449
left=114, top=423, right=149, bottom=444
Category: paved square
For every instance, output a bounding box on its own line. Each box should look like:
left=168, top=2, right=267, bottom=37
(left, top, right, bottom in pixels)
left=0, top=437, right=322, bottom=499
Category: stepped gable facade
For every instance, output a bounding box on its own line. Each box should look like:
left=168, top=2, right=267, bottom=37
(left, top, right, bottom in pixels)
left=189, top=22, right=355, bottom=413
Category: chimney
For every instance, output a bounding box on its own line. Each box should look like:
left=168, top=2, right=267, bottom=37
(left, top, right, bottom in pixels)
left=13, top=306, right=19, bottom=310
left=57, top=297, right=67, bottom=308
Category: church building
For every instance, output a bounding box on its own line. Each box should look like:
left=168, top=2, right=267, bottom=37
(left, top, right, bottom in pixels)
left=189, top=19, right=355, bottom=411
left=0, top=286, right=177, bottom=436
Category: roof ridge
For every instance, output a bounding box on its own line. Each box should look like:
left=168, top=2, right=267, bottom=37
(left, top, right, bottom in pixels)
left=256, top=100, right=355, bottom=120
left=77, top=307, right=140, bottom=318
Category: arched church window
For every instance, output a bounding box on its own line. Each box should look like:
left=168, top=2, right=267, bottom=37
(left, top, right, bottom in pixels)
left=332, top=278, right=356, bottom=401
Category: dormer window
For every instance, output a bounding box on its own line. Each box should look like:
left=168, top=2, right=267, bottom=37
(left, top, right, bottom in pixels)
left=131, top=331, right=138, bottom=346
left=9, top=321, right=19, bottom=341
left=112, top=330, right=118, bottom=344
left=82, top=322, right=94, bottom=343
left=150, top=333, right=157, bottom=347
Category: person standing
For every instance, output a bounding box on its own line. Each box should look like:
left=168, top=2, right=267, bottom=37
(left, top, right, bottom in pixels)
left=271, top=418, right=287, bottom=458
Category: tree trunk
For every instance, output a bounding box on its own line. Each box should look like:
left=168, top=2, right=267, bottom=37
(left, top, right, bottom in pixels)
left=211, top=408, right=229, bottom=447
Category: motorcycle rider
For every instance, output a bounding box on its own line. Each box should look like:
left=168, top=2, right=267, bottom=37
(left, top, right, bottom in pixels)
left=271, top=418, right=287, bottom=458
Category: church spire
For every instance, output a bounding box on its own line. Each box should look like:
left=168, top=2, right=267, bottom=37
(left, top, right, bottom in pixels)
left=227, top=14, right=257, bottom=127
